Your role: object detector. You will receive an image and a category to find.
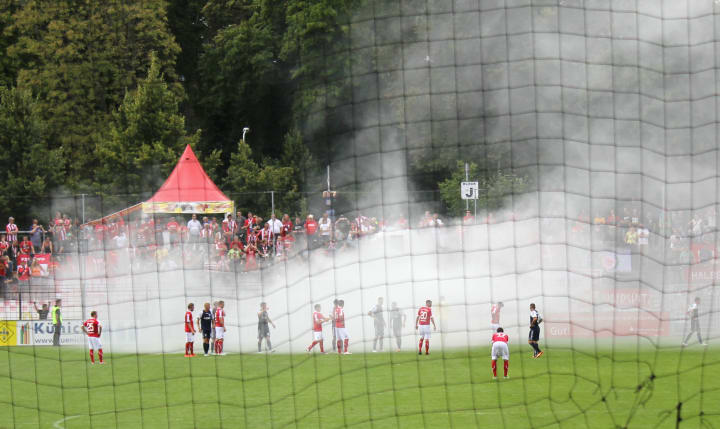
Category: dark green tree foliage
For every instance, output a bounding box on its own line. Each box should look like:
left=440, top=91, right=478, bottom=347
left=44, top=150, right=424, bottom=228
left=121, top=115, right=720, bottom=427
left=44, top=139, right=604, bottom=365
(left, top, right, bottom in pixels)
left=224, top=136, right=302, bottom=216
left=8, top=0, right=180, bottom=183
left=0, top=87, right=64, bottom=225
left=438, top=161, right=530, bottom=217
left=0, top=0, right=17, bottom=88
left=96, top=53, right=199, bottom=211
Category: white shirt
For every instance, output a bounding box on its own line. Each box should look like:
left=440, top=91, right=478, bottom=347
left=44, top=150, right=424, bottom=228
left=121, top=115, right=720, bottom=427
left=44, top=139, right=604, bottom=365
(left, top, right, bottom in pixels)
left=267, top=218, right=283, bottom=234
left=187, top=219, right=202, bottom=235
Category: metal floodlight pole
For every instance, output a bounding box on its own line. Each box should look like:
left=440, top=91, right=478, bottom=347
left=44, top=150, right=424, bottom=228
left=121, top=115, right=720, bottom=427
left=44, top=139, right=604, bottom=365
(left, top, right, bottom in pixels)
left=271, top=191, right=275, bottom=215
left=465, top=162, right=470, bottom=211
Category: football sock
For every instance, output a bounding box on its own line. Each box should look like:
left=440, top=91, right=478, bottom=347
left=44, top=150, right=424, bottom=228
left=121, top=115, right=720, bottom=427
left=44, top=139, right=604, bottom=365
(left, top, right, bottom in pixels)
left=697, top=332, right=703, bottom=343
left=89, top=350, right=95, bottom=363
left=684, top=332, right=693, bottom=343
left=343, top=339, right=349, bottom=353
left=258, top=341, right=262, bottom=352
left=492, top=360, right=497, bottom=377
left=378, top=336, right=383, bottom=350
left=373, top=338, right=377, bottom=350
left=319, top=341, right=324, bottom=352
left=425, top=340, right=429, bottom=353
left=190, top=343, right=194, bottom=355
left=203, top=343, right=209, bottom=354
left=185, top=342, right=190, bottom=355
left=418, top=339, right=424, bottom=353
left=503, top=360, right=508, bottom=376
left=266, top=339, right=272, bottom=350
left=337, top=340, right=342, bottom=354
left=308, top=341, right=317, bottom=350
left=396, top=337, right=401, bottom=349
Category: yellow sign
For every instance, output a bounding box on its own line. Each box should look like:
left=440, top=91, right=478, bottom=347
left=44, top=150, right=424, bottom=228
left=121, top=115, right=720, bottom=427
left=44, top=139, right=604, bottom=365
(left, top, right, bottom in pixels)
left=142, top=201, right=234, bottom=214
left=0, top=321, right=16, bottom=346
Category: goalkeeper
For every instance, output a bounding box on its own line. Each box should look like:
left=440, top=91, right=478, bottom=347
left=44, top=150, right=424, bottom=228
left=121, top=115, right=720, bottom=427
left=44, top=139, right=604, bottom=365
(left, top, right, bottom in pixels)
left=682, top=297, right=708, bottom=346
left=528, top=303, right=543, bottom=358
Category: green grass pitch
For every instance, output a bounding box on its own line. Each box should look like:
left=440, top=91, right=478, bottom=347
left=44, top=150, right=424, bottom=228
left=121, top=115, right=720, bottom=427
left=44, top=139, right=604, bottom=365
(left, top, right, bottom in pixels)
left=0, top=344, right=718, bottom=428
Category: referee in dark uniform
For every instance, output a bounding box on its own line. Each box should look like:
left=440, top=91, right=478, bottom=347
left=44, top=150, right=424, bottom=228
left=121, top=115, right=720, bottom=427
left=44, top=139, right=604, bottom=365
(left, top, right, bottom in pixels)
left=528, top=303, right=543, bottom=358
left=198, top=302, right=214, bottom=356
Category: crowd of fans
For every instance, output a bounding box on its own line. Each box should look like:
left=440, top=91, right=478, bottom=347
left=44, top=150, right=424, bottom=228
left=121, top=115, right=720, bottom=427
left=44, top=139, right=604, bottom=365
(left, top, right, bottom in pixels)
left=1, top=203, right=717, bottom=283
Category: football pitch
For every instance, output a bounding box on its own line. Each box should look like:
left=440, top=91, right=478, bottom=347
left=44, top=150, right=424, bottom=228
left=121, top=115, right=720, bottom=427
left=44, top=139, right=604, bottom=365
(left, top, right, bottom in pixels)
left=0, top=345, right=718, bottom=429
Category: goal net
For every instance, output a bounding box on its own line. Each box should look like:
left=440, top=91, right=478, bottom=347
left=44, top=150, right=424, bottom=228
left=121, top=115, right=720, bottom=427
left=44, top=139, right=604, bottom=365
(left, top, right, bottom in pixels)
left=2, top=0, right=719, bottom=428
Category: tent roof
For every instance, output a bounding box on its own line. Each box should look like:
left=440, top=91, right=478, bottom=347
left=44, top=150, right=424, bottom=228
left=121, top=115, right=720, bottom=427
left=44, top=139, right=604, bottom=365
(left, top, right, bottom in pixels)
left=146, top=145, right=230, bottom=203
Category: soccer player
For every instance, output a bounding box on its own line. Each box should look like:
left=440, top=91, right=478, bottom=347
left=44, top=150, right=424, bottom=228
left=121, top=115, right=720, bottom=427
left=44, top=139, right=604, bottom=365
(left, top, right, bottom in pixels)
left=415, top=300, right=436, bottom=355
left=307, top=304, right=329, bottom=353
left=389, top=301, right=406, bottom=351
left=214, top=301, right=226, bottom=355
left=491, top=327, right=509, bottom=379
left=491, top=301, right=504, bottom=331
left=529, top=303, right=543, bottom=358
left=197, top=302, right=214, bottom=356
left=257, top=302, right=276, bottom=353
left=368, top=297, right=386, bottom=352
left=211, top=301, right=218, bottom=353
left=82, top=311, right=104, bottom=364
left=331, top=299, right=339, bottom=351
left=185, top=303, right=196, bottom=357
left=332, top=299, right=350, bottom=354
left=683, top=297, right=708, bottom=346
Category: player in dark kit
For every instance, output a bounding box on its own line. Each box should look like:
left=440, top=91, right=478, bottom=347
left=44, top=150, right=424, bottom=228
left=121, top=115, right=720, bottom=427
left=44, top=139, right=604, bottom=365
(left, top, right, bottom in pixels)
left=257, top=302, right=276, bottom=353
left=682, top=297, right=708, bottom=346
left=197, top=302, right=214, bottom=356
left=528, top=303, right=543, bottom=358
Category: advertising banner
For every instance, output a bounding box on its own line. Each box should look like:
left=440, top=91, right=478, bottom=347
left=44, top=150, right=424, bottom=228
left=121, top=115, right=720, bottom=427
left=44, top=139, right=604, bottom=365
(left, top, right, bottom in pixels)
left=0, top=321, right=17, bottom=346
left=141, top=201, right=233, bottom=214
left=15, top=320, right=85, bottom=346
left=544, top=312, right=670, bottom=338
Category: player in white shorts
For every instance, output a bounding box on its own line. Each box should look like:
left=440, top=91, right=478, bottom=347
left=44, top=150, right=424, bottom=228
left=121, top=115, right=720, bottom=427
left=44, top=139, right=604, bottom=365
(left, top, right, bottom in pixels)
left=491, top=327, right=510, bottom=379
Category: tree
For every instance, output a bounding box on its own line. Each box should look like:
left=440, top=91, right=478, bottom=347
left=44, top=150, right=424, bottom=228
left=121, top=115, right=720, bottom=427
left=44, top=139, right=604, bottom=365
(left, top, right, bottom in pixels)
left=0, top=86, right=64, bottom=225
left=8, top=0, right=180, bottom=184
left=438, top=162, right=530, bottom=217
left=224, top=138, right=301, bottom=217
left=95, top=52, right=199, bottom=211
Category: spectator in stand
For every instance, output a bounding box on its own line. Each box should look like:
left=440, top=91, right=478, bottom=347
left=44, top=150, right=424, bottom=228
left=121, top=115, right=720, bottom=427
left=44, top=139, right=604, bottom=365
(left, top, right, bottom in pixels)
left=29, top=219, right=45, bottom=253
left=7, top=240, right=18, bottom=275
left=245, top=242, right=259, bottom=271
left=607, top=209, right=617, bottom=225
left=258, top=223, right=274, bottom=252
left=33, top=301, right=51, bottom=319
left=335, top=215, right=350, bottom=241
left=637, top=225, right=649, bottom=247
left=40, top=235, right=53, bottom=254
left=419, top=211, right=433, bottom=228
left=318, top=213, right=332, bottom=244
left=625, top=227, right=638, bottom=245
left=305, top=214, right=318, bottom=248
left=187, top=214, right=202, bottom=243
left=222, top=214, right=237, bottom=245
left=0, top=256, right=7, bottom=288
left=6, top=217, right=18, bottom=243
left=236, top=211, right=246, bottom=239
left=463, top=210, right=474, bottom=225
left=243, top=212, right=256, bottom=236
left=293, top=216, right=304, bottom=232
left=166, top=217, right=180, bottom=245
left=19, top=235, right=34, bottom=256
left=267, top=213, right=282, bottom=247
left=0, top=234, right=8, bottom=256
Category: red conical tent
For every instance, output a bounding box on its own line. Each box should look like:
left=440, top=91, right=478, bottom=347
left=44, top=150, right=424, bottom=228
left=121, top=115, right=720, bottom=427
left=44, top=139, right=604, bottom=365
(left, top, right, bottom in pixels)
left=141, top=145, right=233, bottom=214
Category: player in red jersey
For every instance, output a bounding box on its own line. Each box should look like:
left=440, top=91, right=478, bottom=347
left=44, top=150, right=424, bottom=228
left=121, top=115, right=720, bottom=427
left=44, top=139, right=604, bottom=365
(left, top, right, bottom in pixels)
left=214, top=301, right=226, bottom=355
left=332, top=300, right=350, bottom=354
left=82, top=311, right=104, bottom=364
left=415, top=300, right=436, bottom=355
left=491, top=327, right=510, bottom=379
left=307, top=304, right=330, bottom=353
left=185, top=303, right=196, bottom=357
left=491, top=302, right=504, bottom=332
